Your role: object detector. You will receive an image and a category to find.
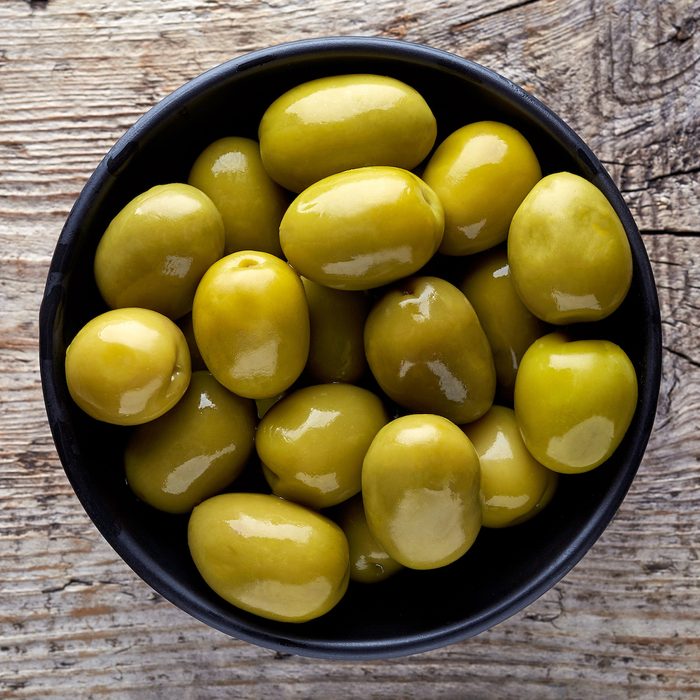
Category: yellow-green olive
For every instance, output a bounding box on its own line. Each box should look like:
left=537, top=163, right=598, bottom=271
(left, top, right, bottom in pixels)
left=362, top=414, right=481, bottom=570
left=459, top=247, right=545, bottom=402
left=188, top=137, right=287, bottom=257
left=280, top=167, right=444, bottom=291
left=461, top=405, right=558, bottom=528
left=256, top=383, right=388, bottom=509
left=338, top=495, right=403, bottom=583
left=188, top=493, right=350, bottom=622
left=508, top=172, right=633, bottom=324
left=302, top=277, right=369, bottom=383
left=514, top=333, right=638, bottom=473
left=259, top=74, right=437, bottom=192
left=94, top=183, right=225, bottom=320
left=192, top=251, right=310, bottom=399
left=125, top=371, right=256, bottom=514
left=422, top=121, right=541, bottom=256
left=365, top=276, right=495, bottom=424
left=65, top=308, right=191, bottom=426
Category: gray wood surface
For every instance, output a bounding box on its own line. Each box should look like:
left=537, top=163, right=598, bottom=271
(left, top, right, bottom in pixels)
left=2, top=0, right=699, bottom=697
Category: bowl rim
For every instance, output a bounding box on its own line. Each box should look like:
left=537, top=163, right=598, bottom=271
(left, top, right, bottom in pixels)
left=39, top=35, right=662, bottom=660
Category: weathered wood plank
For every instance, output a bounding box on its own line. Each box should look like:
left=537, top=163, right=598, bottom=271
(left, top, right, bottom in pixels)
left=1, top=0, right=698, bottom=697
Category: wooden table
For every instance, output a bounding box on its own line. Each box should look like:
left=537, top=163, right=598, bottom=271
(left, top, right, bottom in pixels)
left=2, top=0, right=698, bottom=696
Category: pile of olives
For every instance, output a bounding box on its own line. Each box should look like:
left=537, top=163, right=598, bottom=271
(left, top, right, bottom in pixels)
left=64, top=74, right=638, bottom=624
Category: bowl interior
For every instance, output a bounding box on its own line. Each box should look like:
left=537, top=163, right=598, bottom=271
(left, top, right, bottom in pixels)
left=40, top=37, right=661, bottom=659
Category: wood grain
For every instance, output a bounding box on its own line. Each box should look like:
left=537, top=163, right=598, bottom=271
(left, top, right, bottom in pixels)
left=1, top=0, right=699, bottom=697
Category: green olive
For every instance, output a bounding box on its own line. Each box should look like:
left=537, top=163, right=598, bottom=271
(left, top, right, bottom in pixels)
left=338, top=495, right=403, bottom=583
left=365, top=276, right=495, bottom=424
left=188, top=137, right=288, bottom=257
left=188, top=493, right=350, bottom=622
left=94, top=183, right=225, bottom=320
left=362, top=414, right=481, bottom=570
left=514, top=333, right=638, bottom=473
left=508, top=172, right=633, bottom=324
left=422, top=121, right=541, bottom=256
left=280, top=167, right=444, bottom=291
left=259, top=74, right=437, bottom=192
left=125, top=371, right=256, bottom=514
left=192, top=251, right=310, bottom=399
left=459, top=247, right=545, bottom=402
left=461, top=405, right=558, bottom=528
left=256, top=383, right=388, bottom=509
left=301, top=277, right=369, bottom=383
left=65, top=308, right=191, bottom=426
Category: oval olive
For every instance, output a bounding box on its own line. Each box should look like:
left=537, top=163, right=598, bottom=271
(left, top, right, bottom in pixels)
left=302, top=277, right=369, bottom=383
left=459, top=247, right=545, bottom=402
left=508, top=172, right=633, bottom=324
left=422, top=121, right=541, bottom=256
left=94, top=183, right=225, bottom=320
left=188, top=493, right=350, bottom=622
left=338, top=495, right=403, bottom=584
left=188, top=137, right=288, bottom=257
left=514, top=333, right=638, bottom=473
left=125, top=371, right=256, bottom=514
left=256, top=383, right=388, bottom=509
left=461, top=405, right=558, bottom=528
left=65, top=307, right=191, bottom=425
left=280, top=167, right=444, bottom=291
left=192, top=251, right=310, bottom=399
left=259, top=74, right=437, bottom=192
left=362, top=414, right=482, bottom=570
left=365, top=276, right=496, bottom=424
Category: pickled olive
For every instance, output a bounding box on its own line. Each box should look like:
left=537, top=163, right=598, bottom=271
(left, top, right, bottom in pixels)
left=514, top=333, right=638, bottom=474
left=362, top=414, right=482, bottom=570
left=94, top=183, right=225, bottom=320
left=280, top=167, right=444, bottom=291
left=364, top=276, right=496, bottom=424
left=259, top=74, right=437, bottom=192
left=188, top=137, right=288, bottom=257
left=192, top=251, right=310, bottom=399
left=256, top=383, right=389, bottom=509
left=461, top=405, right=558, bottom=528
left=125, top=372, right=256, bottom=514
left=188, top=493, right=350, bottom=623
left=422, top=121, right=541, bottom=256
left=508, top=172, right=633, bottom=324
left=459, top=247, right=545, bottom=402
left=65, top=308, right=191, bottom=426
left=338, top=495, right=403, bottom=583
left=301, top=277, right=369, bottom=383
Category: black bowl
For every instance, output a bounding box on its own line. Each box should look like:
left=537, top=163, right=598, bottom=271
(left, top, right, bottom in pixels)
left=39, top=36, right=662, bottom=659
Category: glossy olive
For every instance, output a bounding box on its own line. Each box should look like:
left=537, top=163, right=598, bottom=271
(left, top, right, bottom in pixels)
left=514, top=333, right=638, bottom=474
left=461, top=405, right=558, bottom=528
left=338, top=495, right=403, bottom=583
left=257, top=383, right=388, bottom=509
left=508, top=172, right=633, bottom=324
left=459, top=247, right=545, bottom=402
left=280, top=167, right=444, bottom=291
left=259, top=74, right=437, bottom=192
left=422, top=121, right=541, bottom=256
left=362, top=414, right=481, bottom=570
left=188, top=493, right=350, bottom=623
left=365, top=276, right=496, bottom=424
left=192, top=251, right=310, bottom=399
left=125, top=372, right=256, bottom=514
left=65, top=307, right=191, bottom=426
left=302, top=277, right=369, bottom=383
left=188, top=137, right=287, bottom=257
left=94, top=183, right=225, bottom=320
